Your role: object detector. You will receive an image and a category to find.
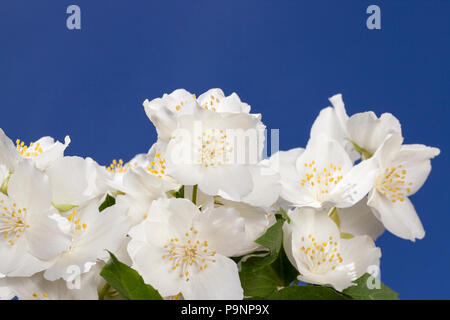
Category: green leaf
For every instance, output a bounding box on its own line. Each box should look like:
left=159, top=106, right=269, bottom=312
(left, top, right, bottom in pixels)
left=239, top=265, right=281, bottom=298
left=271, top=247, right=299, bottom=287
left=100, top=251, right=163, bottom=300
left=99, top=194, right=116, bottom=212
left=343, top=273, right=399, bottom=300
left=268, top=285, right=350, bottom=300
left=240, top=215, right=284, bottom=272
left=277, top=208, right=290, bottom=223
left=172, top=185, right=185, bottom=198
left=239, top=211, right=299, bottom=298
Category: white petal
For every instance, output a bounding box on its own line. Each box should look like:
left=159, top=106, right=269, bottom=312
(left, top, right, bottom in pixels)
left=217, top=199, right=271, bottom=255
left=198, top=166, right=253, bottom=201
left=241, top=161, right=280, bottom=207
left=194, top=206, right=248, bottom=257
left=26, top=212, right=72, bottom=261
left=5, top=270, right=98, bottom=300
left=130, top=242, right=182, bottom=298
left=46, top=156, right=99, bottom=205
left=339, top=235, right=381, bottom=281
left=146, top=198, right=198, bottom=239
left=347, top=112, right=402, bottom=155
left=391, top=144, right=440, bottom=195
left=7, top=160, right=53, bottom=214
left=269, top=148, right=305, bottom=178
left=337, top=198, right=385, bottom=240
left=182, top=254, right=243, bottom=300
left=368, top=190, right=425, bottom=241
left=44, top=201, right=130, bottom=281
left=326, top=156, right=378, bottom=208
left=0, top=239, right=53, bottom=277
left=294, top=135, right=354, bottom=207
left=143, top=89, right=200, bottom=143
left=309, top=94, right=359, bottom=162
left=0, top=286, right=14, bottom=300
left=372, top=133, right=403, bottom=169
left=0, top=128, right=20, bottom=171
left=32, top=136, right=71, bottom=171
left=271, top=148, right=313, bottom=206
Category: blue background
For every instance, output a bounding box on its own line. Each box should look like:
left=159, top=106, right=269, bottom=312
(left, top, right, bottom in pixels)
left=0, top=1, right=448, bottom=299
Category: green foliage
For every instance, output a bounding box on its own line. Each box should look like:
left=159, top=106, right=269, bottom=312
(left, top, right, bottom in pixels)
left=99, top=194, right=116, bottom=212
left=100, top=252, right=163, bottom=300
left=343, top=273, right=400, bottom=300
left=174, top=185, right=185, bottom=198
left=239, top=210, right=299, bottom=298
left=240, top=215, right=285, bottom=273
left=269, top=285, right=350, bottom=300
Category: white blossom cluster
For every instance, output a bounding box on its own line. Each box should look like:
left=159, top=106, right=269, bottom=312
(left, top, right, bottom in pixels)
left=0, top=89, right=440, bottom=300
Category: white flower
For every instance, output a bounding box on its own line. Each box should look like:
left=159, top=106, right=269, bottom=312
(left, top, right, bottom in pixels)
left=183, top=187, right=275, bottom=256
left=367, top=134, right=440, bottom=241
left=43, top=199, right=130, bottom=281
left=143, top=89, right=266, bottom=201
left=46, top=156, right=108, bottom=207
left=0, top=160, right=72, bottom=277
left=143, top=89, right=201, bottom=143
left=337, top=197, right=385, bottom=241
left=127, top=198, right=245, bottom=300
left=242, top=159, right=281, bottom=208
left=104, top=153, right=150, bottom=192
left=309, top=94, right=401, bottom=161
left=113, top=145, right=180, bottom=226
left=283, top=207, right=381, bottom=292
left=2, top=270, right=98, bottom=300
left=197, top=88, right=251, bottom=114
left=210, top=199, right=275, bottom=256
left=165, top=109, right=265, bottom=200
left=143, top=88, right=255, bottom=144
left=0, top=128, right=70, bottom=173
left=273, top=134, right=378, bottom=209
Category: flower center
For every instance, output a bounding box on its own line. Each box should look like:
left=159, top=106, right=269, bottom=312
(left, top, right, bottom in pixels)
left=68, top=209, right=87, bottom=234
left=174, top=94, right=197, bottom=111
left=299, top=234, right=343, bottom=274
left=300, top=161, right=343, bottom=201
left=200, top=94, right=221, bottom=111
left=15, top=139, right=43, bottom=158
left=375, top=165, right=412, bottom=203
left=146, top=153, right=166, bottom=178
left=107, top=159, right=133, bottom=174
left=0, top=199, right=29, bottom=246
left=162, top=227, right=217, bottom=282
left=195, top=129, right=233, bottom=168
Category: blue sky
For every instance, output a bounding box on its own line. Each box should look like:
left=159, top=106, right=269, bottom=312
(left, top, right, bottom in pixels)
left=0, top=1, right=449, bottom=299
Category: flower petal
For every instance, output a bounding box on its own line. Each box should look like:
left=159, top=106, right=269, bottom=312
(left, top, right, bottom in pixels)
left=0, top=128, right=20, bottom=171
left=26, top=212, right=72, bottom=261
left=368, top=190, right=425, bottom=241
left=347, top=112, right=401, bottom=155
left=337, top=198, right=385, bottom=240
left=182, top=254, right=243, bottom=300
left=7, top=160, right=52, bottom=214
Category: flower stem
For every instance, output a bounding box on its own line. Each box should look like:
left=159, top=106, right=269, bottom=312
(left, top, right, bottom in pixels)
left=98, top=283, right=111, bottom=300
left=192, top=185, right=198, bottom=205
